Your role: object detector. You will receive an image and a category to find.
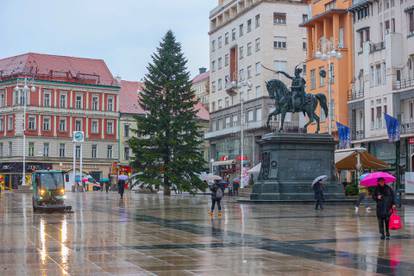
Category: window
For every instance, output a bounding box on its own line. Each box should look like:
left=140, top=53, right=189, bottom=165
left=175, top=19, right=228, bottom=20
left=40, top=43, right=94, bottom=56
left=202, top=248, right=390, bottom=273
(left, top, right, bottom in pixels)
left=225, top=54, right=229, bottom=67
left=376, top=106, right=382, bottom=128
left=255, top=86, right=261, bottom=98
left=28, top=142, right=34, bottom=157
left=8, top=142, right=12, bottom=156
left=211, top=101, right=216, bottom=112
left=28, top=116, right=36, bottom=130
left=247, top=19, right=252, bottom=33
left=274, top=36, right=287, bottom=49
left=107, top=120, right=114, bottom=134
left=0, top=143, right=3, bottom=157
left=59, top=118, right=66, bottom=132
left=376, top=64, right=381, bottom=86
left=8, top=116, right=13, bottom=131
left=319, top=67, right=325, bottom=87
left=60, top=94, right=67, bottom=108
left=255, top=14, right=260, bottom=28
left=212, top=60, right=216, bottom=72
left=59, top=143, right=65, bottom=157
left=218, top=79, right=223, bottom=90
left=303, top=40, right=307, bottom=51
left=0, top=91, right=5, bottom=107
left=255, top=38, right=261, bottom=52
left=107, top=97, right=113, bottom=111
left=43, top=117, right=50, bottom=131
left=247, top=42, right=252, bottom=56
left=91, top=120, right=98, bottom=133
left=0, top=118, right=3, bottom=131
left=107, top=145, right=113, bottom=159
left=339, top=28, right=344, bottom=48
left=239, top=69, right=245, bottom=81
left=92, top=145, right=97, bottom=158
left=92, top=96, right=99, bottom=110
left=310, top=69, right=316, bottom=89
left=232, top=28, right=236, bottom=41
left=218, top=57, right=222, bottom=69
left=239, top=24, right=244, bottom=37
left=212, top=81, right=216, bottom=93
left=247, top=66, right=252, bottom=79
left=274, top=60, right=287, bottom=73
left=232, top=115, right=238, bottom=126
left=256, top=108, right=262, bottom=121
left=239, top=46, right=244, bottom=59
left=382, top=62, right=386, bottom=85
left=370, top=65, right=375, bottom=87
left=225, top=97, right=230, bottom=108
left=75, top=119, right=82, bottom=131
left=124, top=124, right=130, bottom=138
left=218, top=99, right=223, bottom=109
left=218, top=36, right=222, bottom=48
left=76, top=95, right=82, bottom=109
left=256, top=62, right=261, bottom=75
left=225, top=32, right=229, bottom=45
left=408, top=10, right=414, bottom=35
left=13, top=90, right=19, bottom=105
left=124, top=147, right=130, bottom=160
left=212, top=40, right=216, bottom=52
left=225, top=117, right=231, bottom=128
left=76, top=145, right=81, bottom=159
left=273, top=13, right=286, bottom=24
left=43, top=143, right=49, bottom=157
left=43, top=92, right=51, bottom=107
left=302, top=14, right=308, bottom=23
left=325, top=0, right=336, bottom=11
left=248, top=110, right=254, bottom=122
left=391, top=18, right=395, bottom=33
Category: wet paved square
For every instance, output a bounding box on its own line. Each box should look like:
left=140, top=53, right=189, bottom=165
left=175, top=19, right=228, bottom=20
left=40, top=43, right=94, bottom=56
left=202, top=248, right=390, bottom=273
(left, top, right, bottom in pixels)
left=0, top=192, right=414, bottom=275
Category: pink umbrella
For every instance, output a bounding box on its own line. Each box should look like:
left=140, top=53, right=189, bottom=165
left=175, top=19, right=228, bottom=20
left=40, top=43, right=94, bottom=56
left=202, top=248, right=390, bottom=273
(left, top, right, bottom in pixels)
left=360, top=172, right=396, bottom=187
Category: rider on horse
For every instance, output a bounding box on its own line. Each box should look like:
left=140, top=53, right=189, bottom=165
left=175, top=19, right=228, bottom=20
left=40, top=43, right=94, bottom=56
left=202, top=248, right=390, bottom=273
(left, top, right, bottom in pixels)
left=277, top=66, right=306, bottom=112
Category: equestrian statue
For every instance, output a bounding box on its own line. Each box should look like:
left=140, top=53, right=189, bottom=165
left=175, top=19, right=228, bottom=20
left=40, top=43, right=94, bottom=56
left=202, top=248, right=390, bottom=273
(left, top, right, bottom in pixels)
left=266, top=66, right=328, bottom=133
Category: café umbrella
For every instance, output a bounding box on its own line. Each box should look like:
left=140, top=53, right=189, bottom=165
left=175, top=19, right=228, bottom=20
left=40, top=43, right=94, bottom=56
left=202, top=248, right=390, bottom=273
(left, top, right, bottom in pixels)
left=360, top=172, right=396, bottom=187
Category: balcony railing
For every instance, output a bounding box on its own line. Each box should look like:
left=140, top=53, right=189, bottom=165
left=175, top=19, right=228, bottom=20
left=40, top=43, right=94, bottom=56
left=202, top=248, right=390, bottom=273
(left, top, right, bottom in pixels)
left=401, top=122, right=414, bottom=134
left=369, top=41, right=385, bottom=53
left=348, top=88, right=364, bottom=101
left=351, top=130, right=365, bottom=141
left=393, top=78, right=414, bottom=90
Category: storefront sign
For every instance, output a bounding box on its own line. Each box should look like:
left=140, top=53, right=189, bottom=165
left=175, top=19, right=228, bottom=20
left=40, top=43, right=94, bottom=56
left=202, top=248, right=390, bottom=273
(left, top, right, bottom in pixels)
left=409, top=137, right=414, bottom=145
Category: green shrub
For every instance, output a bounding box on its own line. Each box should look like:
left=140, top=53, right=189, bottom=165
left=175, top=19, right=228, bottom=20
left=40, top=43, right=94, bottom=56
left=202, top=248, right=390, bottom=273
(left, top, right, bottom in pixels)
left=345, top=184, right=359, bottom=196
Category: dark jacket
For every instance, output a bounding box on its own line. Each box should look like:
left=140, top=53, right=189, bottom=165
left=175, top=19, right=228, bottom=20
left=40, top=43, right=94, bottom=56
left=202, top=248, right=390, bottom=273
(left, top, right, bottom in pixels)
left=372, top=185, right=395, bottom=218
left=210, top=182, right=224, bottom=200
left=313, top=182, right=324, bottom=201
left=118, top=179, right=125, bottom=193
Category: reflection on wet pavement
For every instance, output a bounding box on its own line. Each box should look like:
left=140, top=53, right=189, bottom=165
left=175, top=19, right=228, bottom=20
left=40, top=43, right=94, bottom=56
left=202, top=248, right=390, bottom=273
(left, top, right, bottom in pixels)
left=0, top=192, right=414, bottom=275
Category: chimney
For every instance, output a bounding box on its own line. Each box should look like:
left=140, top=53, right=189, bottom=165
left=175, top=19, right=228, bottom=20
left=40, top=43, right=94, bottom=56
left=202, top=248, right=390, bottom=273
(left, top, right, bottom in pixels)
left=199, top=67, right=207, bottom=74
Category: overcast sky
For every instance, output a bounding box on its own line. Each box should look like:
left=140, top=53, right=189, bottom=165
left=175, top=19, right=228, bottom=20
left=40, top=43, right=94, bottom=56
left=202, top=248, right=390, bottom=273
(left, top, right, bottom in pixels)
left=1, top=0, right=217, bottom=81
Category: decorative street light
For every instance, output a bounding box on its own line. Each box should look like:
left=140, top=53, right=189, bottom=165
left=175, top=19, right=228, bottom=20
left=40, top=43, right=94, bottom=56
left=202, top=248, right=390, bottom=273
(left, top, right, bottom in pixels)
left=14, top=78, right=36, bottom=186
left=314, top=37, right=342, bottom=135
left=229, top=80, right=252, bottom=189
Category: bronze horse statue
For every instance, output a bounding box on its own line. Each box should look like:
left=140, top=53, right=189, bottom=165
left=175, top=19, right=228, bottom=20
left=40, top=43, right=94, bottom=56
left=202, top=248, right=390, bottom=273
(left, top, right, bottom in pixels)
left=265, top=78, right=328, bottom=133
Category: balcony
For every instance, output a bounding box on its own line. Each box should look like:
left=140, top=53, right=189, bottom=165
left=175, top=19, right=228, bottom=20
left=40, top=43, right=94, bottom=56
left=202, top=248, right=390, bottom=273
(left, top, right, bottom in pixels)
left=348, top=88, right=364, bottom=101
left=401, top=122, right=414, bottom=134
left=369, top=41, right=385, bottom=53
left=351, top=130, right=365, bottom=141
left=393, top=78, right=414, bottom=90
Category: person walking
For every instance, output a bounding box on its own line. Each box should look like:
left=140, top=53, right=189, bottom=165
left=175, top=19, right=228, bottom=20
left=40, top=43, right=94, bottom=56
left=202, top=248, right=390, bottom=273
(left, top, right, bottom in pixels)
left=233, top=179, right=240, bottom=197
left=118, top=178, right=126, bottom=199
left=313, top=180, right=325, bottom=210
left=209, top=180, right=224, bottom=218
left=355, top=184, right=371, bottom=213
left=373, top=177, right=396, bottom=240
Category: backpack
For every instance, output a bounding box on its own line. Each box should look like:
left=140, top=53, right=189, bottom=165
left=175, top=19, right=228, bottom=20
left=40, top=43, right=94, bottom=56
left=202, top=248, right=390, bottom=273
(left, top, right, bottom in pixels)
left=215, top=186, right=223, bottom=199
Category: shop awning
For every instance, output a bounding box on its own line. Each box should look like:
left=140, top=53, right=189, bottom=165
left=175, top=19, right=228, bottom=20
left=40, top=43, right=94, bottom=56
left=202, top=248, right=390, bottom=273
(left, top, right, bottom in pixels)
left=212, top=160, right=235, bottom=166
left=335, top=148, right=390, bottom=170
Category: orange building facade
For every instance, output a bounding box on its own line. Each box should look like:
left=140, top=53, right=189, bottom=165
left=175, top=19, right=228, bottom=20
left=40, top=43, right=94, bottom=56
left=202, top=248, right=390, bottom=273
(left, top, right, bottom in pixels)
left=302, top=0, right=353, bottom=134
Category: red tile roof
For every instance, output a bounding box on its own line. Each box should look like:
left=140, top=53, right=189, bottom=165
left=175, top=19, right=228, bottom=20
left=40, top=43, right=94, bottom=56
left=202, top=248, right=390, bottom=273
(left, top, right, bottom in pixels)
left=192, top=71, right=209, bottom=84
left=0, top=52, right=116, bottom=86
left=119, top=80, right=145, bottom=115
left=120, top=80, right=209, bottom=121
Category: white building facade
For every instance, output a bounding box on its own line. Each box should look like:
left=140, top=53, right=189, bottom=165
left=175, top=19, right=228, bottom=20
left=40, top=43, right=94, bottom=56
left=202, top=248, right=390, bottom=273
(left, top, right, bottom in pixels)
left=348, top=0, right=414, bottom=169
left=207, top=0, right=309, bottom=167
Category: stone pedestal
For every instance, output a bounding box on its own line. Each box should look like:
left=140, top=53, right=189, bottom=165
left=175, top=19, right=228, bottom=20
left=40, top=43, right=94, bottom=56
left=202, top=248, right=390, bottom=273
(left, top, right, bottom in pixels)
left=250, top=133, right=344, bottom=201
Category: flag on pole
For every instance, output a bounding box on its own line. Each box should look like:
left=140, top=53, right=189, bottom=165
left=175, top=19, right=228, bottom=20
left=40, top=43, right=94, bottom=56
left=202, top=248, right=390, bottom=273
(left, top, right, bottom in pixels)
left=336, top=122, right=350, bottom=149
left=384, top=113, right=400, bottom=142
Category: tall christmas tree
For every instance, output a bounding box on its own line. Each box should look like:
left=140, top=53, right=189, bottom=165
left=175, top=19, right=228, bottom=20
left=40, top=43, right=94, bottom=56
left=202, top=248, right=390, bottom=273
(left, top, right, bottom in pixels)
left=129, top=31, right=206, bottom=195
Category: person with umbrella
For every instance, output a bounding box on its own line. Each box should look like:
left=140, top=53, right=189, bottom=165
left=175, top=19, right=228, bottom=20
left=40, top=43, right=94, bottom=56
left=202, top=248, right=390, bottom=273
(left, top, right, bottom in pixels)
left=117, top=174, right=128, bottom=199
left=209, top=179, right=224, bottom=218
left=366, top=174, right=396, bottom=240
left=312, top=175, right=326, bottom=210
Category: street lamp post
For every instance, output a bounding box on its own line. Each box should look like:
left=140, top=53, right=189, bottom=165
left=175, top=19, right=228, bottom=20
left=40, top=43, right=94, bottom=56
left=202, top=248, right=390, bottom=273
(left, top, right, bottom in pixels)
left=230, top=80, right=252, bottom=189
left=14, top=78, right=36, bottom=186
left=314, top=38, right=342, bottom=135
